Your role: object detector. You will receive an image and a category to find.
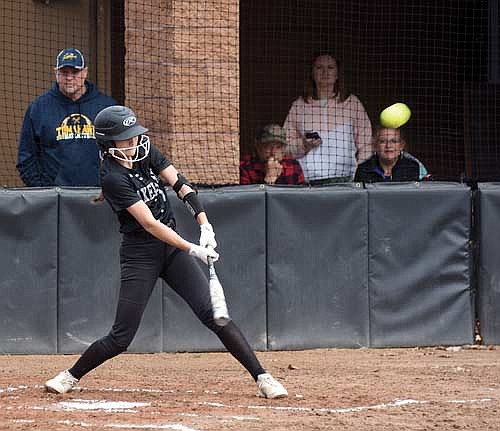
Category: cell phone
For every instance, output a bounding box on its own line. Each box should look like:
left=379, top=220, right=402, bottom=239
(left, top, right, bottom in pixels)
left=305, top=131, right=320, bottom=140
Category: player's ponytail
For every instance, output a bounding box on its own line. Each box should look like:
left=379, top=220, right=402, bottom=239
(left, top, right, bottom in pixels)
left=91, top=191, right=105, bottom=204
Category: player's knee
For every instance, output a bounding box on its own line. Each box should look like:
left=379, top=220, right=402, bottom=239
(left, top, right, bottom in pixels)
left=198, top=308, right=223, bottom=332
left=92, top=335, right=127, bottom=360
left=105, top=330, right=134, bottom=354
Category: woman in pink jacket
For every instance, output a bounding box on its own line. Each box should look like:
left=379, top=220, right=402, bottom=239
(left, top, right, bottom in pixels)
left=284, top=53, right=373, bottom=184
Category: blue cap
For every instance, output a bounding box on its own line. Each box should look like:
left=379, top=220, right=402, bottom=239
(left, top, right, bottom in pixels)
left=55, top=48, right=85, bottom=70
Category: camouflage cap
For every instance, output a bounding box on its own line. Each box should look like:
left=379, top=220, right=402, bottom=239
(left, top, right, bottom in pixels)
left=256, top=124, right=287, bottom=146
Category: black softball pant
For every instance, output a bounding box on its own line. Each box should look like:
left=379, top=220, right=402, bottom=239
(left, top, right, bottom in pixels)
left=69, top=232, right=265, bottom=381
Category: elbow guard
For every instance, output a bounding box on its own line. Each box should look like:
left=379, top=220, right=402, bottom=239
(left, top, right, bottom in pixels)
left=173, top=173, right=195, bottom=196
left=183, top=192, right=204, bottom=218
left=172, top=174, right=203, bottom=217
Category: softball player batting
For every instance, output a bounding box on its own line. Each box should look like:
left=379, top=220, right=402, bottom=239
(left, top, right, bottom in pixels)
left=44, top=105, right=287, bottom=399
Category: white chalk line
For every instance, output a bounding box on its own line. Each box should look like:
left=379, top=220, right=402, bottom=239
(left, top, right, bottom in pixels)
left=199, top=397, right=496, bottom=414
left=178, top=412, right=260, bottom=421
left=2, top=385, right=224, bottom=395
left=11, top=417, right=190, bottom=431
left=0, top=384, right=181, bottom=395
left=0, top=385, right=28, bottom=393
left=2, top=384, right=497, bottom=413
left=56, top=399, right=151, bottom=413
left=6, top=397, right=497, bottom=431
left=56, top=420, right=200, bottom=430
left=1, top=384, right=497, bottom=412
left=2, top=384, right=498, bottom=431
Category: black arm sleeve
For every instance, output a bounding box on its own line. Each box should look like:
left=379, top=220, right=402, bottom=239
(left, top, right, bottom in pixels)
left=183, top=191, right=204, bottom=218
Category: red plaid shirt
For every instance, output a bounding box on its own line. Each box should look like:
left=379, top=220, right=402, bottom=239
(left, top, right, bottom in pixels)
left=239, top=154, right=304, bottom=185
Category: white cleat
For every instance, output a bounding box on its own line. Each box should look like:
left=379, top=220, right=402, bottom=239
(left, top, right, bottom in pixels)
left=256, top=373, right=288, bottom=399
left=44, top=370, right=79, bottom=394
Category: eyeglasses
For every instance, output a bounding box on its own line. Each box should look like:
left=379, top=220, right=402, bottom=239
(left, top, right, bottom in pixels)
left=376, top=138, right=401, bottom=145
left=56, top=69, right=83, bottom=77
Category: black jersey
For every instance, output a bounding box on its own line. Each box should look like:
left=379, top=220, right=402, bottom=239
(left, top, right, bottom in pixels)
left=100, top=142, right=174, bottom=233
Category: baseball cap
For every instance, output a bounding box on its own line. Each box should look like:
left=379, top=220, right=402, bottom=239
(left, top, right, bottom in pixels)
left=256, top=124, right=287, bottom=146
left=55, top=48, right=86, bottom=70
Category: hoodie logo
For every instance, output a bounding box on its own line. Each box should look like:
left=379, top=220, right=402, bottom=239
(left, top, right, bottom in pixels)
left=56, top=113, right=95, bottom=140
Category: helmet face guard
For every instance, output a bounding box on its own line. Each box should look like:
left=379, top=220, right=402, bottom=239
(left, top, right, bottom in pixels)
left=107, top=134, right=151, bottom=162
left=94, top=105, right=150, bottom=161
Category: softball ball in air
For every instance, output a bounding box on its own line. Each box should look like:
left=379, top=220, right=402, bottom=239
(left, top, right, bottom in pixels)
left=380, top=103, right=412, bottom=128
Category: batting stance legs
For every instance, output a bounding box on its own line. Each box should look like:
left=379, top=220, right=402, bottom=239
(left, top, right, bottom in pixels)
left=45, top=236, right=288, bottom=398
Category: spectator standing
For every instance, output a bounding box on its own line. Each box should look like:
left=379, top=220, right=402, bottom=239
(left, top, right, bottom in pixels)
left=240, top=124, right=304, bottom=185
left=283, top=53, right=372, bottom=184
left=16, top=48, right=117, bottom=186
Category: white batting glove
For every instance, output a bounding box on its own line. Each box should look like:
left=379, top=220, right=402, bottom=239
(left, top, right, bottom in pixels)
left=199, top=223, right=217, bottom=250
left=189, top=243, right=219, bottom=265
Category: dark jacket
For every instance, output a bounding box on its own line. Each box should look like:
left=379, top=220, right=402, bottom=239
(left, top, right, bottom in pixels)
left=354, top=154, right=421, bottom=183
left=17, top=81, right=117, bottom=186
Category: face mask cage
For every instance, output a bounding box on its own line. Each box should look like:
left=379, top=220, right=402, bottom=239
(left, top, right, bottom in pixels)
left=107, top=134, right=151, bottom=162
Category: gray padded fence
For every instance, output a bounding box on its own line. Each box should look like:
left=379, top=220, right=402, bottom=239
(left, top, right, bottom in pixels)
left=0, top=188, right=58, bottom=354
left=0, top=184, right=478, bottom=353
left=58, top=188, right=163, bottom=354
left=163, top=186, right=267, bottom=352
left=367, top=182, right=474, bottom=347
left=266, top=184, right=369, bottom=349
left=57, top=186, right=267, bottom=354
left=477, top=183, right=500, bottom=344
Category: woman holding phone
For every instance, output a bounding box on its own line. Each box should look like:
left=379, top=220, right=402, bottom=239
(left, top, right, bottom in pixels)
left=283, top=53, right=373, bottom=184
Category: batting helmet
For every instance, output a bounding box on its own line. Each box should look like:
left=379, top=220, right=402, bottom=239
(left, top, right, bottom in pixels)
left=94, top=105, right=150, bottom=161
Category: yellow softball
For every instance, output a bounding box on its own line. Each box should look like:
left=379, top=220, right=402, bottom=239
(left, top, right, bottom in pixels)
left=380, top=103, right=412, bottom=128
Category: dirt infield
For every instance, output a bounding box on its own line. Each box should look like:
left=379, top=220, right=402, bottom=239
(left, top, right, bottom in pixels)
left=1, top=346, right=500, bottom=430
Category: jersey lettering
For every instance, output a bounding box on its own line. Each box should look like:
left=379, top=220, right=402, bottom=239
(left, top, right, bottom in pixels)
left=137, top=181, right=161, bottom=203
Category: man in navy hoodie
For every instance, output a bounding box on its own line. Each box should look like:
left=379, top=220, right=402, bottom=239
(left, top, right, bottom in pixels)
left=16, top=48, right=117, bottom=186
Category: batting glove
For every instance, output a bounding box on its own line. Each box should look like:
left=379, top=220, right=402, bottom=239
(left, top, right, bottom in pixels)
left=189, top=243, right=219, bottom=265
left=199, top=223, right=217, bottom=250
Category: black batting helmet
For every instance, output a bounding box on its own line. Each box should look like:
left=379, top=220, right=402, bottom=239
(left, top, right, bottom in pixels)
left=94, top=105, right=150, bottom=161
left=94, top=105, right=148, bottom=151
